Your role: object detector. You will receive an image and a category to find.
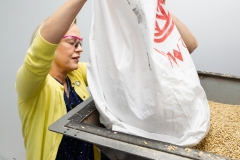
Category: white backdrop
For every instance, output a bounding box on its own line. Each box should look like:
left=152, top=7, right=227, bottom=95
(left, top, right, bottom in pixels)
left=0, top=0, right=239, bottom=159
left=167, top=0, right=240, bottom=76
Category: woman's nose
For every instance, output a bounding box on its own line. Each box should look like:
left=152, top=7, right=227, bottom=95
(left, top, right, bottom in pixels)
left=75, top=43, right=83, bottom=52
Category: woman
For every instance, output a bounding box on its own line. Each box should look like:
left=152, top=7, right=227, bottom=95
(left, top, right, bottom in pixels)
left=16, top=0, right=101, bottom=160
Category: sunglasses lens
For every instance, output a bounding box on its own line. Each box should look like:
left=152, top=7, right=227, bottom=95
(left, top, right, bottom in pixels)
left=75, top=43, right=79, bottom=48
left=62, top=36, right=83, bottom=49
left=74, top=41, right=82, bottom=48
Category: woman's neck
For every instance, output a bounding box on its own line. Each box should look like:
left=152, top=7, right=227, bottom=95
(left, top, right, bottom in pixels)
left=49, top=67, right=68, bottom=85
left=50, top=68, right=70, bottom=97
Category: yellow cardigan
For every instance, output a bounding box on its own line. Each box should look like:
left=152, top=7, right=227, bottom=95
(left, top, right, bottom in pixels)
left=16, top=33, right=100, bottom=160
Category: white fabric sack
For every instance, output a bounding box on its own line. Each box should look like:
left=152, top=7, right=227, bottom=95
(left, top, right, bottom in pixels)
left=87, top=0, right=210, bottom=146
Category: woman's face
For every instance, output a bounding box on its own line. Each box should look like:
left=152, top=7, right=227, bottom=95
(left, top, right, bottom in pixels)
left=54, top=24, right=83, bottom=73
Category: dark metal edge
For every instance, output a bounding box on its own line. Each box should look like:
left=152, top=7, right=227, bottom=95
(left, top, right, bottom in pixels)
left=48, top=70, right=239, bottom=160
left=197, top=71, right=240, bottom=81
left=64, top=100, right=230, bottom=160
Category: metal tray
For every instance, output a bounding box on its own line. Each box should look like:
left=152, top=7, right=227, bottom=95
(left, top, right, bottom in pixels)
left=49, top=71, right=240, bottom=160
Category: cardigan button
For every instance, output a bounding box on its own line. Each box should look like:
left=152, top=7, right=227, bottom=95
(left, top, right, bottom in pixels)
left=75, top=81, right=80, bottom=86
left=83, top=96, right=86, bottom=99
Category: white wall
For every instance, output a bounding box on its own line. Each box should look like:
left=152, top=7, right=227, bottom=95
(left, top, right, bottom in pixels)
left=0, top=0, right=239, bottom=159
left=166, top=0, right=240, bottom=76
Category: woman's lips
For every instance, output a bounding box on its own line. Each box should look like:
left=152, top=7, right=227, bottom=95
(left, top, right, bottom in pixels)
left=72, top=57, right=79, bottom=62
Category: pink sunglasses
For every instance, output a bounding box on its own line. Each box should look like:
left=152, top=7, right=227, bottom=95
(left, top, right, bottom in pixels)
left=62, top=35, right=83, bottom=48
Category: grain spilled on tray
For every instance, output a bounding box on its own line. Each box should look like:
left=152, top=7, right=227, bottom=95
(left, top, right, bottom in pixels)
left=193, top=101, right=240, bottom=159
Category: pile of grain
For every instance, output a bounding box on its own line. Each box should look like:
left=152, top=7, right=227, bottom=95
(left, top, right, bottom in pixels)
left=193, top=101, right=240, bottom=159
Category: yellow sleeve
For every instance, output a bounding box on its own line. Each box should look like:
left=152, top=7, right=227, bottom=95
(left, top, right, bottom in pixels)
left=93, top=145, right=101, bottom=160
left=16, top=32, right=58, bottom=100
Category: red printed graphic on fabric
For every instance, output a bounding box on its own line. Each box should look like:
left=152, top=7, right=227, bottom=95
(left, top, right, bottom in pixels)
left=154, top=38, right=185, bottom=67
left=154, top=0, right=174, bottom=43
left=178, top=37, right=187, bottom=48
